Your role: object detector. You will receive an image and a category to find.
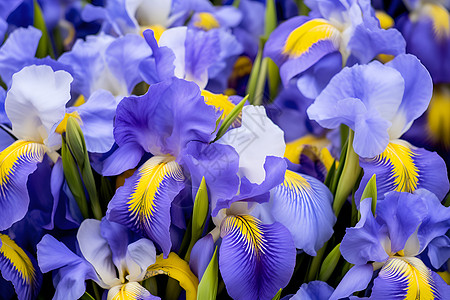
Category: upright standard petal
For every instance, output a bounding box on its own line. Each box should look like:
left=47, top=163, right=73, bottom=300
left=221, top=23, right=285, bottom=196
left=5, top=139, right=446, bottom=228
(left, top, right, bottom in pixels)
left=0, top=141, right=46, bottom=230
left=356, top=140, right=449, bottom=204
left=5, top=65, right=73, bottom=146
left=385, top=54, right=432, bottom=139
left=113, top=78, right=217, bottom=161
left=217, top=105, right=286, bottom=185
left=370, top=257, right=447, bottom=299
left=107, top=155, right=186, bottom=257
left=0, top=26, right=42, bottom=88
left=271, top=170, right=335, bottom=255
left=219, top=215, right=295, bottom=300
left=77, top=219, right=121, bottom=287
left=340, top=198, right=389, bottom=265
left=0, top=234, right=42, bottom=300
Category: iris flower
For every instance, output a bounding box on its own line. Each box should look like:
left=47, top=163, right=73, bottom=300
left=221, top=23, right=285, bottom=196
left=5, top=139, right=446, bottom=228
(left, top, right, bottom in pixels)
left=0, top=64, right=116, bottom=230
left=264, top=0, right=405, bottom=98
left=188, top=104, right=335, bottom=299
left=331, top=189, right=450, bottom=299
left=307, top=54, right=449, bottom=203
left=37, top=218, right=160, bottom=300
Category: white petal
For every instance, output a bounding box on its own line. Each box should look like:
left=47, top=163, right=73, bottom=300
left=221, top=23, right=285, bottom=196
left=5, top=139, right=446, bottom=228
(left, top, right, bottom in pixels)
left=158, top=26, right=187, bottom=79
left=136, top=0, right=173, bottom=27
left=126, top=238, right=157, bottom=282
left=218, top=105, right=286, bottom=184
left=77, top=219, right=120, bottom=287
left=5, top=65, right=72, bottom=144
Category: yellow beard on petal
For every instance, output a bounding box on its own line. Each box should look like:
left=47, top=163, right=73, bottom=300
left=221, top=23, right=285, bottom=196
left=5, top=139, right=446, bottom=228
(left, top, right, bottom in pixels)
left=282, top=19, right=341, bottom=58
left=194, top=13, right=220, bottom=31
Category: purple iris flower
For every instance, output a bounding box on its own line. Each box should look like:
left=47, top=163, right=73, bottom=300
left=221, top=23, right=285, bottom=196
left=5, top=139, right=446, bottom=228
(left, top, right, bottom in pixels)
left=58, top=33, right=152, bottom=99
left=396, top=2, right=450, bottom=83
left=37, top=218, right=159, bottom=300
left=331, top=189, right=450, bottom=299
left=308, top=54, right=449, bottom=202
left=140, top=26, right=243, bottom=92
left=264, top=0, right=406, bottom=99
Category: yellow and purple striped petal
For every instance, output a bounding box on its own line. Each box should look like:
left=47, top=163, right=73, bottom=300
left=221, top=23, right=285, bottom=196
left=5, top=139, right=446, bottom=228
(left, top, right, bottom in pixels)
left=219, top=215, right=295, bottom=300
left=282, top=19, right=341, bottom=59
left=0, top=233, right=42, bottom=300
left=107, top=155, right=185, bottom=257
left=107, top=282, right=157, bottom=300
left=271, top=170, right=335, bottom=256
left=357, top=140, right=449, bottom=206
left=371, top=256, right=449, bottom=299
left=0, top=140, right=46, bottom=230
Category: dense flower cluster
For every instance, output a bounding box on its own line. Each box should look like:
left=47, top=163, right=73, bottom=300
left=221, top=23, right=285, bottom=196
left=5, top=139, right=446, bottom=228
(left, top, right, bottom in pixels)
left=0, top=0, right=449, bottom=299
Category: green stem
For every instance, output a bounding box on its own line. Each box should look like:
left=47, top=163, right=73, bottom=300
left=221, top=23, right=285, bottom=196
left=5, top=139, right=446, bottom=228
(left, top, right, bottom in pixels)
left=307, top=242, right=327, bottom=281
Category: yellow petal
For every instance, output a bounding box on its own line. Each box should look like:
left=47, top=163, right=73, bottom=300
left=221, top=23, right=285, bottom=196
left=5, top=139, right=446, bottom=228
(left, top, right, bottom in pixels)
left=144, top=252, right=198, bottom=300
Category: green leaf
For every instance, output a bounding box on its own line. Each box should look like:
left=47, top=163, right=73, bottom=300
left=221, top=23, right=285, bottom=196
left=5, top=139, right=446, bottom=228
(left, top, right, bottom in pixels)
left=271, top=289, right=282, bottom=300
left=264, top=0, right=277, bottom=38
left=197, top=247, right=218, bottom=300
left=267, top=57, right=280, bottom=101
left=79, top=292, right=95, bottom=300
left=360, top=174, right=377, bottom=217
left=33, top=0, right=54, bottom=58
left=246, top=43, right=262, bottom=103
left=212, top=95, right=248, bottom=142
left=318, top=243, right=341, bottom=281
left=232, top=0, right=241, bottom=8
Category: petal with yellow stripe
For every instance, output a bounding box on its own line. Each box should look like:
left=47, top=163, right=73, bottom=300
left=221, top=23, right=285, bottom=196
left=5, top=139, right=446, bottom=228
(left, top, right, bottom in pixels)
left=0, top=234, right=42, bottom=300
left=357, top=140, right=449, bottom=205
left=272, top=170, right=335, bottom=255
left=371, top=256, right=447, bottom=299
left=0, top=140, right=46, bottom=230
left=219, top=215, right=295, bottom=300
left=107, top=282, right=157, bottom=300
left=282, top=19, right=341, bottom=59
left=107, top=155, right=185, bottom=257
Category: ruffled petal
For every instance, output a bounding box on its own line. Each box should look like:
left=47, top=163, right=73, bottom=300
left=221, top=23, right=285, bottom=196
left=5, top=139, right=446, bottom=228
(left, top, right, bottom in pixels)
left=67, top=89, right=117, bottom=153
left=181, top=141, right=240, bottom=207
left=385, top=54, right=433, bottom=139
left=0, top=26, right=42, bottom=88
left=357, top=140, right=449, bottom=204
left=340, top=198, right=389, bottom=265
left=217, top=105, right=286, bottom=185
left=114, top=78, right=217, bottom=158
left=271, top=170, right=335, bottom=255
left=5, top=65, right=73, bottom=146
left=375, top=191, right=426, bottom=254
left=107, top=155, right=186, bottom=257
left=0, top=141, right=46, bottom=230
left=0, top=234, right=42, bottom=300
left=219, top=215, right=296, bottom=300
left=371, top=257, right=445, bottom=300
